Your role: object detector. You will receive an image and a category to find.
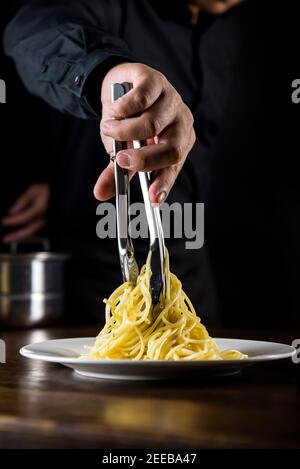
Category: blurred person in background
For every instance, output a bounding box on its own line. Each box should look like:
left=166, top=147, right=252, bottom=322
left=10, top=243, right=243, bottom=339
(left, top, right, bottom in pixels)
left=0, top=1, right=57, bottom=250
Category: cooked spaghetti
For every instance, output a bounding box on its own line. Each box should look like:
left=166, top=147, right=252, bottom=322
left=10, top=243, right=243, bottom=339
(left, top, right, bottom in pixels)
left=84, top=250, right=247, bottom=361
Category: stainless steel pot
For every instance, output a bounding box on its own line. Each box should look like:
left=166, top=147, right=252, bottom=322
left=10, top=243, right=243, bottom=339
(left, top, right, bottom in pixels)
left=0, top=239, right=68, bottom=328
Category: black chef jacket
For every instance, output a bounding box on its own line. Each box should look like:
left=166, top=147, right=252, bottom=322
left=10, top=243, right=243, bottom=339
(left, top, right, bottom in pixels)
left=4, top=0, right=257, bottom=326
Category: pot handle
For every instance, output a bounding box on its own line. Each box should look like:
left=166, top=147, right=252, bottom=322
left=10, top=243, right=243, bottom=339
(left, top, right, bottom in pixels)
left=10, top=237, right=51, bottom=254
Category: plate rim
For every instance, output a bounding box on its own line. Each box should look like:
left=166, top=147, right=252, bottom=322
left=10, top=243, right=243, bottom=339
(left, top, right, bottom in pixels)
left=19, top=336, right=296, bottom=365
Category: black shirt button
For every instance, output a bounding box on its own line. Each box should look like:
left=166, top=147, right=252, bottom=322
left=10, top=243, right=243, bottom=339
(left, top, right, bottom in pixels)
left=74, top=75, right=83, bottom=86
left=41, top=64, right=48, bottom=73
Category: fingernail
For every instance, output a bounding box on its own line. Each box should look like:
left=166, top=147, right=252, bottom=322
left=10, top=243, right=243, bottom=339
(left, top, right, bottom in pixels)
left=157, top=190, right=167, bottom=205
left=117, top=152, right=131, bottom=168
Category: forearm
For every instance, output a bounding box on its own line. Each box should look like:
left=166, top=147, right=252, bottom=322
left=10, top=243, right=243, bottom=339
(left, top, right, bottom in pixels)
left=4, top=0, right=135, bottom=119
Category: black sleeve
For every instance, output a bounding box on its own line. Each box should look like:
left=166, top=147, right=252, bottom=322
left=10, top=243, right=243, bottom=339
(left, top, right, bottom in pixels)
left=4, top=0, right=136, bottom=119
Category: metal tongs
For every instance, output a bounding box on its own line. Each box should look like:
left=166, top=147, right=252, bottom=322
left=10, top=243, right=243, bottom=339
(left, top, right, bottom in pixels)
left=112, top=82, right=166, bottom=305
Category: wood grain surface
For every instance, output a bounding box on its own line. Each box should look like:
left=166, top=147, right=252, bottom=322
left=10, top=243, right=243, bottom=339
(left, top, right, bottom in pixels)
left=0, top=325, right=299, bottom=448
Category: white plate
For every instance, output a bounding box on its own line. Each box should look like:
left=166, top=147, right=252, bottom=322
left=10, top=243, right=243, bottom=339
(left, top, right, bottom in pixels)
left=20, top=337, right=296, bottom=380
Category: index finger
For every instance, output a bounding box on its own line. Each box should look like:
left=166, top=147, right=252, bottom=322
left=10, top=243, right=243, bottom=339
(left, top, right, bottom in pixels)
left=110, top=75, right=164, bottom=118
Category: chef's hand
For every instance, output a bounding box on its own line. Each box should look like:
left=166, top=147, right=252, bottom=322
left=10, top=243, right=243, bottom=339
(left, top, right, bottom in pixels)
left=1, top=183, right=49, bottom=244
left=94, top=63, right=196, bottom=206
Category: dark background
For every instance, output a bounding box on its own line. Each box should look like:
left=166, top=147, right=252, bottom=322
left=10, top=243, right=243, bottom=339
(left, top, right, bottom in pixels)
left=0, top=0, right=59, bottom=237
left=0, top=0, right=300, bottom=329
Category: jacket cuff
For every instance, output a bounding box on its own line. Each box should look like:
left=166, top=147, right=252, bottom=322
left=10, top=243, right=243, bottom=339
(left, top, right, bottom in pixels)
left=39, top=49, right=136, bottom=119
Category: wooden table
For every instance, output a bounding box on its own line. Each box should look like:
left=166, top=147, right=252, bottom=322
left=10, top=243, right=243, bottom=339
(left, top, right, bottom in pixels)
left=0, top=325, right=299, bottom=449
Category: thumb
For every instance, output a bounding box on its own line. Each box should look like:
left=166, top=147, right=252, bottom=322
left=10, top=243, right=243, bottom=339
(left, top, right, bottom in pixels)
left=94, top=161, right=136, bottom=201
